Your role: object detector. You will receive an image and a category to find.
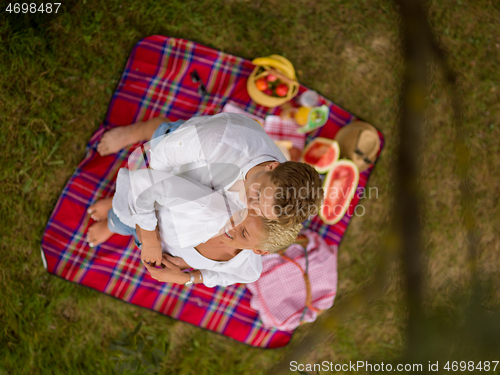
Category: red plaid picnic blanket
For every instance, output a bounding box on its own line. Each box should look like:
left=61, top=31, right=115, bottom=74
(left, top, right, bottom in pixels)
left=40, top=35, right=384, bottom=348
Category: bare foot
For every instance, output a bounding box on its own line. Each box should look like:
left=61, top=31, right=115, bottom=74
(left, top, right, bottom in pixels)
left=87, top=197, right=113, bottom=221
left=87, top=220, right=113, bottom=247
left=96, top=117, right=169, bottom=156
left=97, top=124, right=142, bottom=156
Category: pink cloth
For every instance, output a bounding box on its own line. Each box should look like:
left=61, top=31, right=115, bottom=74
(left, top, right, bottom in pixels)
left=247, top=230, right=338, bottom=331
left=263, top=115, right=306, bottom=149
left=222, top=101, right=265, bottom=126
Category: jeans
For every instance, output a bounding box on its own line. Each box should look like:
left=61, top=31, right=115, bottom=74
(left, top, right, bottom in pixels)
left=107, top=207, right=141, bottom=247
left=149, top=119, right=186, bottom=149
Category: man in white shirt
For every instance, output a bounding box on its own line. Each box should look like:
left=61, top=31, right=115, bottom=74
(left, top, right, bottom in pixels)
left=92, top=113, right=324, bottom=267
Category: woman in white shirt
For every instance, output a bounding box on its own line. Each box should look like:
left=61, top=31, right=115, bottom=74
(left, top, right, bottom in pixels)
left=144, top=207, right=299, bottom=288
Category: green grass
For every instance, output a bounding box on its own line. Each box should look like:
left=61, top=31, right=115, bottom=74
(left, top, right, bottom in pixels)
left=1, top=0, right=499, bottom=374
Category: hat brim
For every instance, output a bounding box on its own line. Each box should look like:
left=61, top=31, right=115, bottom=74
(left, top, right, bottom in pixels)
left=334, top=121, right=381, bottom=172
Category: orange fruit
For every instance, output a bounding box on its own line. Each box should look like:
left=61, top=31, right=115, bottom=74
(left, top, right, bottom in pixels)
left=255, top=78, right=268, bottom=91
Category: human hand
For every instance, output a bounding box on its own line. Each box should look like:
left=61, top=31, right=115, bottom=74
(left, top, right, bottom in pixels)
left=162, top=253, right=191, bottom=270
left=142, top=257, right=190, bottom=284
left=140, top=242, right=163, bottom=266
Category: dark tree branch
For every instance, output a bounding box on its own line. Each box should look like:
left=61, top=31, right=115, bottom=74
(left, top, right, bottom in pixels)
left=267, top=0, right=482, bottom=371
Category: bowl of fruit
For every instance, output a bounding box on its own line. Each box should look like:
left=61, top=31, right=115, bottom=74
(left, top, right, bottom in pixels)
left=247, top=55, right=300, bottom=108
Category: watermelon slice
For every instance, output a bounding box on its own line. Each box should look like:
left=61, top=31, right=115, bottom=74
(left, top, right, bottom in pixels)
left=301, top=138, right=340, bottom=174
left=320, top=160, right=360, bottom=225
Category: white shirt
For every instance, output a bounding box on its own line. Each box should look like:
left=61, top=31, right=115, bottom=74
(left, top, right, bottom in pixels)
left=113, top=168, right=263, bottom=287
left=123, top=113, right=287, bottom=231
left=112, top=113, right=286, bottom=287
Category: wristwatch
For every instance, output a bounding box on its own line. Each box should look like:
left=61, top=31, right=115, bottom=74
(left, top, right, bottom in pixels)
left=184, top=272, right=195, bottom=286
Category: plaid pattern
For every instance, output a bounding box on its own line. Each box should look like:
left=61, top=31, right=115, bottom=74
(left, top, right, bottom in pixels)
left=263, top=115, right=307, bottom=150
left=41, top=35, right=384, bottom=348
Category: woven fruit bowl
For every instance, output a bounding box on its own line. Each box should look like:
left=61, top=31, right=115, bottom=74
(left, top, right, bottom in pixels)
left=247, top=55, right=300, bottom=108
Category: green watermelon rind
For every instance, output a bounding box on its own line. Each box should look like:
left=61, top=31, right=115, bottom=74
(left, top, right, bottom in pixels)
left=319, top=159, right=360, bottom=225
left=301, top=138, right=340, bottom=174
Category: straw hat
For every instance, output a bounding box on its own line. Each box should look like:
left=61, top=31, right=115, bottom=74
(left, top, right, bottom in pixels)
left=334, top=121, right=381, bottom=172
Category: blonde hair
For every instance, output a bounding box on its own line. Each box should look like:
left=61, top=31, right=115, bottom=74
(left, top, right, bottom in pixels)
left=258, top=219, right=303, bottom=253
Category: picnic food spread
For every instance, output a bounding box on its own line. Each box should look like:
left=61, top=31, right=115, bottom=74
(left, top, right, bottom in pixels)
left=244, top=54, right=368, bottom=226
